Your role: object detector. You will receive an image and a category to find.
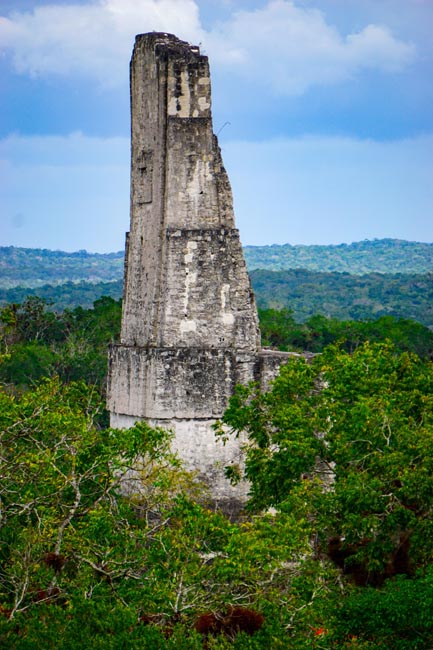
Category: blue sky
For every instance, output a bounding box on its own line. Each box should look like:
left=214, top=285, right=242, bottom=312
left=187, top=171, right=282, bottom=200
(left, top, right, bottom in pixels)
left=1, top=0, right=432, bottom=252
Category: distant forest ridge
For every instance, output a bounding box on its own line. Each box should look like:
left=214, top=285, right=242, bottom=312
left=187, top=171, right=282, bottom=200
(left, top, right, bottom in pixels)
left=0, top=247, right=124, bottom=289
left=0, top=280, right=124, bottom=311
left=251, top=269, right=433, bottom=330
left=244, top=238, right=433, bottom=274
left=1, top=271, right=432, bottom=330
left=1, top=238, right=432, bottom=288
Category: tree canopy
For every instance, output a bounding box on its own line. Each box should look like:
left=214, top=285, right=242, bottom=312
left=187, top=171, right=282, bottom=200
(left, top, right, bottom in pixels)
left=218, top=343, right=433, bottom=570
left=1, top=297, right=433, bottom=647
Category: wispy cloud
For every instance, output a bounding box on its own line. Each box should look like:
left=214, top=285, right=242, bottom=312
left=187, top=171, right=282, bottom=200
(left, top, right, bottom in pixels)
left=0, top=0, right=203, bottom=87
left=0, top=0, right=415, bottom=94
left=208, top=1, right=415, bottom=94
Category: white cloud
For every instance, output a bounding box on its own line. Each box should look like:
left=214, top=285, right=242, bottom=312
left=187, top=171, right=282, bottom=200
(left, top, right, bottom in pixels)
left=346, top=24, right=415, bottom=73
left=0, top=0, right=203, bottom=86
left=207, top=1, right=416, bottom=94
left=0, top=0, right=415, bottom=93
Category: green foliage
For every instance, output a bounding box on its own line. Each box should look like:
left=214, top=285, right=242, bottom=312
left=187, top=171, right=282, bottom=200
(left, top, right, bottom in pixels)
left=0, top=342, right=57, bottom=386
left=0, top=602, right=175, bottom=649
left=0, top=297, right=66, bottom=347
left=0, top=378, right=321, bottom=647
left=2, top=274, right=433, bottom=646
left=252, top=269, right=433, bottom=328
left=0, top=378, right=180, bottom=613
left=218, top=343, right=433, bottom=578
left=331, top=571, right=433, bottom=648
left=245, top=239, right=433, bottom=274
left=258, top=308, right=307, bottom=350
left=259, top=309, right=433, bottom=358
left=0, top=280, right=123, bottom=311
left=215, top=343, right=433, bottom=647
left=1, top=349, right=433, bottom=646
left=0, top=296, right=121, bottom=394
left=68, top=296, right=123, bottom=346
left=55, top=297, right=122, bottom=392
left=0, top=246, right=123, bottom=290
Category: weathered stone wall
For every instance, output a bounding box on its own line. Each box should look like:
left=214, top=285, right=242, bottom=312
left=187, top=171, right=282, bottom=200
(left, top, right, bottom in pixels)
left=118, top=33, right=258, bottom=351
left=108, top=33, right=288, bottom=509
left=110, top=413, right=250, bottom=514
left=109, top=346, right=259, bottom=420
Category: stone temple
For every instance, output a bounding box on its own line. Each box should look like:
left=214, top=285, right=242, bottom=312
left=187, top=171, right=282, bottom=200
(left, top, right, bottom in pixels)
left=107, top=33, right=288, bottom=510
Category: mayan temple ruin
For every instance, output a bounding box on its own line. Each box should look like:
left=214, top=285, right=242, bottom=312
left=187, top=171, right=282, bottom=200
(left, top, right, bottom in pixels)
left=107, top=33, right=287, bottom=510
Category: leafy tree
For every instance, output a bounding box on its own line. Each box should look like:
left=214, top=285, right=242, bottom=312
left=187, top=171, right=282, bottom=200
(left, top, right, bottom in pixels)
left=14, top=296, right=65, bottom=344
left=258, top=308, right=309, bottom=351
left=55, top=297, right=121, bottom=393
left=258, top=308, right=433, bottom=358
left=331, top=570, right=433, bottom=648
left=0, top=297, right=121, bottom=394
left=0, top=342, right=57, bottom=387
left=217, top=343, right=433, bottom=579
left=0, top=377, right=185, bottom=618
left=251, top=269, right=433, bottom=328
left=65, top=296, right=121, bottom=347
left=0, top=377, right=323, bottom=648
left=215, top=343, right=433, bottom=646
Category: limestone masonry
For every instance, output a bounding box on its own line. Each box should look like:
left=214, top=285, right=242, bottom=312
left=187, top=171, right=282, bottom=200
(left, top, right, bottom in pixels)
left=107, top=33, right=288, bottom=509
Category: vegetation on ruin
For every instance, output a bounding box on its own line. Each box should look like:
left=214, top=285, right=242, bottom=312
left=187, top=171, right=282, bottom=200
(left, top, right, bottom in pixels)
left=1, top=296, right=433, bottom=646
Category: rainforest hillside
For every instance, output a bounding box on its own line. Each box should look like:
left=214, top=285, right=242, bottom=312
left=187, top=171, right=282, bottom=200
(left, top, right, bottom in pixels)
left=1, top=271, right=432, bottom=329
left=251, top=269, right=433, bottom=329
left=0, top=246, right=124, bottom=289
left=1, top=239, right=433, bottom=289
left=243, top=238, right=433, bottom=273
left=1, top=240, right=432, bottom=328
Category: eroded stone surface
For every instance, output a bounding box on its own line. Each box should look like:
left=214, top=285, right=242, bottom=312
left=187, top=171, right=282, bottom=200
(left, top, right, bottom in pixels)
left=108, top=33, right=288, bottom=509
